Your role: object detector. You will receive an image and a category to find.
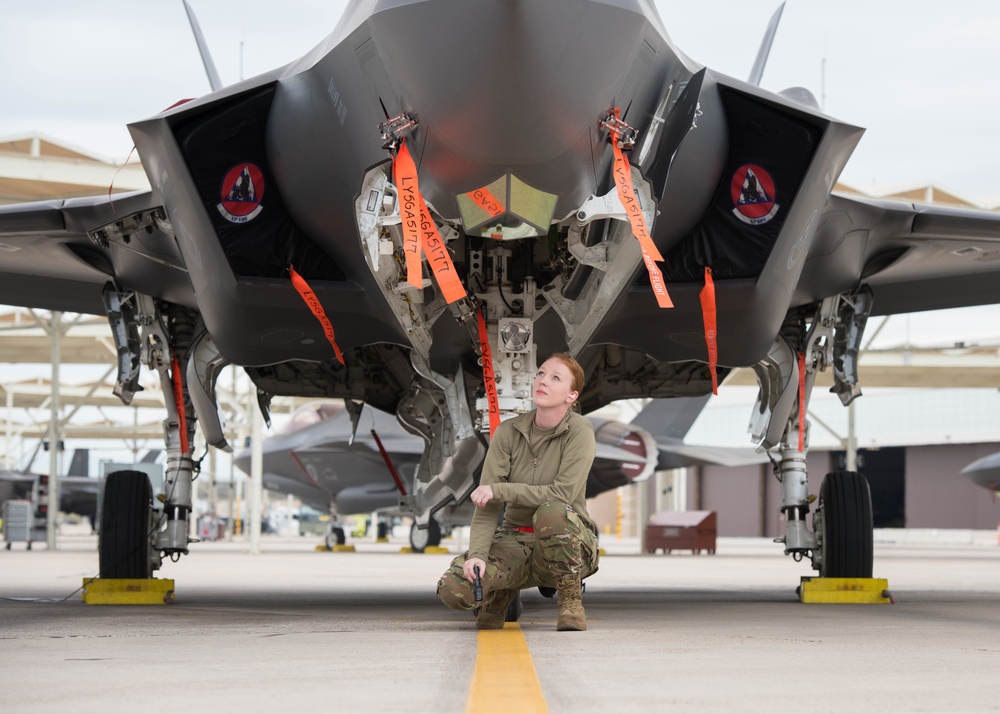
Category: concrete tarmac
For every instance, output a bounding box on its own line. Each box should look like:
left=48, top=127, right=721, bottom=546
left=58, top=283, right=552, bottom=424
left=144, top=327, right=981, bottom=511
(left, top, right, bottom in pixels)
left=1, top=529, right=998, bottom=713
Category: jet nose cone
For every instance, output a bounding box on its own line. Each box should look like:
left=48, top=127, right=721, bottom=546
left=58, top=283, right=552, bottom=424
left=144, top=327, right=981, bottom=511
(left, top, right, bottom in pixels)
left=371, top=0, right=655, bottom=162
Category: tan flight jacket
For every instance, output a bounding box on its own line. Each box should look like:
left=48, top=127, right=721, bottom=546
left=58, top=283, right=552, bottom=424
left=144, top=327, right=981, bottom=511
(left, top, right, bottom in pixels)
left=467, top=409, right=597, bottom=562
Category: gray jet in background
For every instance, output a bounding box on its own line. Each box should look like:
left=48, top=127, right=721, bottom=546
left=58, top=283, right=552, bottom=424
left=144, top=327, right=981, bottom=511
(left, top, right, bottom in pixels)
left=233, top=396, right=762, bottom=550
left=961, top=452, right=1000, bottom=496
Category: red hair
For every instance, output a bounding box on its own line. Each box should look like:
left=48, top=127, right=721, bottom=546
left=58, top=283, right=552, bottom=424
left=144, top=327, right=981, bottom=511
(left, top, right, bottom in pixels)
left=546, top=352, right=585, bottom=394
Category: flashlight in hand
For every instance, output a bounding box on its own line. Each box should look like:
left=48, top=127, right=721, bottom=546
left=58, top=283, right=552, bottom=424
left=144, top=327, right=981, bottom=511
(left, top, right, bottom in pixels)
left=473, top=565, right=483, bottom=602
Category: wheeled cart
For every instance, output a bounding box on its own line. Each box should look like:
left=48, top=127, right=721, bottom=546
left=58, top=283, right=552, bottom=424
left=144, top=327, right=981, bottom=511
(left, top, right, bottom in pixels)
left=3, top=500, right=34, bottom=550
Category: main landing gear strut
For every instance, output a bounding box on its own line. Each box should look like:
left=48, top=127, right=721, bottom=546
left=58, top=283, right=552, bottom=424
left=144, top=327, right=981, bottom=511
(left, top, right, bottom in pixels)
left=98, top=287, right=204, bottom=580
left=751, top=288, right=875, bottom=579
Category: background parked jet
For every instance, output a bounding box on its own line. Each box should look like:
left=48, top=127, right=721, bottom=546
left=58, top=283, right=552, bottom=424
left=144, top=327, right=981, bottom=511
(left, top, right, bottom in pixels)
left=234, top=397, right=762, bottom=550
left=0, top=450, right=98, bottom=530
left=961, top=452, right=1000, bottom=496
left=0, top=449, right=164, bottom=533
left=234, top=401, right=659, bottom=549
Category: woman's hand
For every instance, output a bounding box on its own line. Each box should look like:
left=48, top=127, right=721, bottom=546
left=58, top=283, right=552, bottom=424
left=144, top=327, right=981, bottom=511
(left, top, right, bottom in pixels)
left=463, top=557, right=487, bottom=583
left=470, top=484, right=494, bottom=508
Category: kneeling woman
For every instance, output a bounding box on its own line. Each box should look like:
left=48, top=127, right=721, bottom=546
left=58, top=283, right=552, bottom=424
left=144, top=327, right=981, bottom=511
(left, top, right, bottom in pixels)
left=437, top=353, right=599, bottom=631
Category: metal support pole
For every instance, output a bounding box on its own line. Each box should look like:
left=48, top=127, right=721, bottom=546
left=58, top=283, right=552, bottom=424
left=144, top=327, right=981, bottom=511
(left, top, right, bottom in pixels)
left=227, top=449, right=236, bottom=541
left=846, top=401, right=858, bottom=471
left=132, top=408, right=140, bottom=463
left=654, top=470, right=668, bottom=514
left=47, top=311, right=61, bottom=551
left=673, top=467, right=687, bottom=511
left=209, top=443, right=217, bottom=515
left=5, top=388, right=12, bottom=470
left=636, top=472, right=648, bottom=554
left=248, top=390, right=263, bottom=554
left=227, top=368, right=237, bottom=540
left=759, top=463, right=768, bottom=537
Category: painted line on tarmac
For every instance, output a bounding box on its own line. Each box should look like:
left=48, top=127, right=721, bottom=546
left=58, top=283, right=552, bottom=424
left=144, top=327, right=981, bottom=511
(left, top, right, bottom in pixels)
left=466, top=623, right=547, bottom=713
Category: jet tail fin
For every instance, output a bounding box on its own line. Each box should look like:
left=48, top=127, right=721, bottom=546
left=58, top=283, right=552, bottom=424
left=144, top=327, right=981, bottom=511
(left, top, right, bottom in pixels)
left=630, top=396, right=711, bottom=441
left=67, top=449, right=89, bottom=476
left=747, top=2, right=785, bottom=86
left=182, top=0, right=223, bottom=92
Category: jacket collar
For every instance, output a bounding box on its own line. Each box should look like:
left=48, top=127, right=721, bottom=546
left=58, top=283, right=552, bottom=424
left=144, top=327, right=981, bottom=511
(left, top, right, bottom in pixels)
left=512, top=409, right=573, bottom=438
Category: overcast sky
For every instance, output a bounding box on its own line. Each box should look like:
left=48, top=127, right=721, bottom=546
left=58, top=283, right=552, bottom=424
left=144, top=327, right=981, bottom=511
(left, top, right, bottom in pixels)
left=2, top=1, right=998, bottom=201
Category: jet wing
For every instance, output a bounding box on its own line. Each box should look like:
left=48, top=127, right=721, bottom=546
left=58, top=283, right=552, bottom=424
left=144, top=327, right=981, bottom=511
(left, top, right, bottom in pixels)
left=798, top=193, right=1000, bottom=316
left=0, top=471, right=36, bottom=503
left=0, top=471, right=99, bottom=519
left=654, top=443, right=769, bottom=470
left=0, top=191, right=195, bottom=314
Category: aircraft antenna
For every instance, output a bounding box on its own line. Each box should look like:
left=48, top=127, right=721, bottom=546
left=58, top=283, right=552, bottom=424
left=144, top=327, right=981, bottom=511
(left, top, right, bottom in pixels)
left=182, top=0, right=223, bottom=92
left=747, top=2, right=785, bottom=87
left=821, top=57, right=826, bottom=110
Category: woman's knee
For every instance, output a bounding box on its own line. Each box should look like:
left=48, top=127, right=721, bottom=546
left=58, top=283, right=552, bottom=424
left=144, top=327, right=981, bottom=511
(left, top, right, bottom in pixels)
left=532, top=501, right=572, bottom=531
left=437, top=569, right=475, bottom=610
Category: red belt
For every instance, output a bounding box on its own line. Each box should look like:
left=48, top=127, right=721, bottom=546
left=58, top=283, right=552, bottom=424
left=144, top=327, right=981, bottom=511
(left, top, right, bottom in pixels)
left=511, top=526, right=535, bottom=533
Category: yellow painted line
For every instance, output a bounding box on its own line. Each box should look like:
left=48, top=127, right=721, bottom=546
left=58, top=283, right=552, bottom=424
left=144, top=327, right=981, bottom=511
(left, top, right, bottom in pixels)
left=466, top=623, right=547, bottom=714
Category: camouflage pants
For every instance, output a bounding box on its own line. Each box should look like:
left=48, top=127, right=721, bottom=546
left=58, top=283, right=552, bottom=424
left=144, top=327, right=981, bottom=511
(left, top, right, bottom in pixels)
left=437, top=500, right=600, bottom=611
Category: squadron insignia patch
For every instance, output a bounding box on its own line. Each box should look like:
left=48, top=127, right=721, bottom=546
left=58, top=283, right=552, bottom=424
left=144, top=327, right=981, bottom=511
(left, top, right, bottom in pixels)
left=730, top=164, right=779, bottom=225
left=218, top=163, right=265, bottom=224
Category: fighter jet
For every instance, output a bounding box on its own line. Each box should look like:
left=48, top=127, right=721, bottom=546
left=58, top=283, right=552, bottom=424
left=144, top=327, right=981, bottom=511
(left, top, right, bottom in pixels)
left=960, top=452, right=1000, bottom=496
left=232, top=399, right=734, bottom=551
left=234, top=396, right=758, bottom=550
left=2, top=1, right=999, bottom=581
left=0, top=450, right=101, bottom=534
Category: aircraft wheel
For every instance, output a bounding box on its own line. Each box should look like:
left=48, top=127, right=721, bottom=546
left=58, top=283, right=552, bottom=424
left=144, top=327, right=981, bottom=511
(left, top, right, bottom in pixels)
left=99, top=470, right=153, bottom=579
left=325, top=527, right=346, bottom=549
left=409, top=518, right=442, bottom=553
left=506, top=590, right=523, bottom=622
left=819, top=470, right=873, bottom=578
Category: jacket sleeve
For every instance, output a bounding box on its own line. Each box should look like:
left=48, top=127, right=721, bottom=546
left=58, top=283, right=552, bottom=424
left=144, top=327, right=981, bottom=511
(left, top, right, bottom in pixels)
left=491, top=423, right=595, bottom=508
left=467, top=503, right=502, bottom=561
left=479, top=421, right=513, bottom=486
left=467, top=423, right=513, bottom=560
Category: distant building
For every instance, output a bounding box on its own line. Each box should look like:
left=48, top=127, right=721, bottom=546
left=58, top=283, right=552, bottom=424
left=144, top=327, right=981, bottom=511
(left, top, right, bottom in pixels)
left=835, top=181, right=1000, bottom=212
left=0, top=132, right=148, bottom=205
left=591, top=440, right=1000, bottom=539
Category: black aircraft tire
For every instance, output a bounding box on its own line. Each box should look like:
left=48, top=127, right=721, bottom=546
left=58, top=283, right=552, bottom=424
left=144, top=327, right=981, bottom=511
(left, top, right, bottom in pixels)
left=506, top=591, right=523, bottom=622
left=99, top=470, right=153, bottom=579
left=409, top=518, right=442, bottom=553
left=819, top=470, right=874, bottom=578
left=326, top=527, right=346, bottom=549
left=426, top=518, right=442, bottom=547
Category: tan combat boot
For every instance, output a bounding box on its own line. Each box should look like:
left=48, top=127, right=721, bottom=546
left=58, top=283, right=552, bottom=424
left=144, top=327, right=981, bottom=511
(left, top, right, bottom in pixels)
left=475, top=588, right=518, bottom=630
left=556, top=579, right=586, bottom=631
